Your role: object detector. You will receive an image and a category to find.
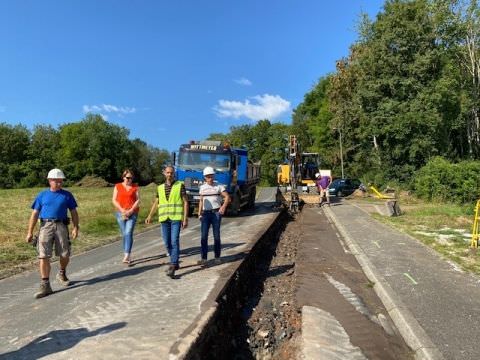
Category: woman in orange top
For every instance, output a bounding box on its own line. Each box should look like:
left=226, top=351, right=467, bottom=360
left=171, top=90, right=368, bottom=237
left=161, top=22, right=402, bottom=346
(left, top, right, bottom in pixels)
left=112, top=169, right=140, bottom=264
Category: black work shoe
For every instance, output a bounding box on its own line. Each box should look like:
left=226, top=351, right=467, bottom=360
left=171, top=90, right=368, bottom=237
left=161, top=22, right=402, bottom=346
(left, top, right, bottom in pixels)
left=35, top=281, right=53, bottom=299
left=56, top=272, right=70, bottom=287
left=166, top=265, right=175, bottom=278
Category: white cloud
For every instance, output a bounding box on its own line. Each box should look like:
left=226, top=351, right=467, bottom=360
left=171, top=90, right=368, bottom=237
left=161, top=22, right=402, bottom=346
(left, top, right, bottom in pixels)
left=213, top=94, right=290, bottom=121
left=234, top=77, right=252, bottom=86
left=83, top=104, right=136, bottom=116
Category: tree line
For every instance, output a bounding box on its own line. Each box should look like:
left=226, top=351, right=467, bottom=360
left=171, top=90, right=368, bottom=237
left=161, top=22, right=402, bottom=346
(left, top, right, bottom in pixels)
left=206, top=0, right=480, bottom=203
left=0, top=114, right=170, bottom=188
left=294, top=0, right=480, bottom=184
left=2, top=0, right=479, bottom=203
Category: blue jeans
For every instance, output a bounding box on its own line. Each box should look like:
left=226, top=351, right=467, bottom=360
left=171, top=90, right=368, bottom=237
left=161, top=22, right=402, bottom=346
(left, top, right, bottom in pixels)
left=200, top=211, right=222, bottom=259
left=116, top=212, right=138, bottom=254
left=161, top=220, right=181, bottom=266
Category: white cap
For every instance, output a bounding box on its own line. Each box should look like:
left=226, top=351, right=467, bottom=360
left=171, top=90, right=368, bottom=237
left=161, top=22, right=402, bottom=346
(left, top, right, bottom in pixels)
left=203, top=166, right=215, bottom=176
left=315, top=172, right=320, bottom=178
left=47, top=168, right=66, bottom=179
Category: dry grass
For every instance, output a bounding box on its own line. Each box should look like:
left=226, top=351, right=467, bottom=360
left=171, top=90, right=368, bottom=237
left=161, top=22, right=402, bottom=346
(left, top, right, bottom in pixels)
left=0, top=184, right=158, bottom=279
left=362, top=194, right=480, bottom=275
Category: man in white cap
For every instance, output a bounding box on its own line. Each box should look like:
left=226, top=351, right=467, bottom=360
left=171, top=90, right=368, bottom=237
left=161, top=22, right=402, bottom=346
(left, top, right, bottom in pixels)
left=26, top=168, right=79, bottom=299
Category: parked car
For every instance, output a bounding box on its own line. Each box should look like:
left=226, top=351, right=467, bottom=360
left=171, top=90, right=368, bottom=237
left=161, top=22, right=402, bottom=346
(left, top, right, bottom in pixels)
left=327, top=178, right=362, bottom=197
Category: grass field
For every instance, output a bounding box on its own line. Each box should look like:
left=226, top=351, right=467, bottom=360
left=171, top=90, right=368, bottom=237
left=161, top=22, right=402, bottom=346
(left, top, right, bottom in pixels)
left=0, top=184, right=158, bottom=279
left=368, top=194, right=480, bottom=274
left=2, top=186, right=480, bottom=279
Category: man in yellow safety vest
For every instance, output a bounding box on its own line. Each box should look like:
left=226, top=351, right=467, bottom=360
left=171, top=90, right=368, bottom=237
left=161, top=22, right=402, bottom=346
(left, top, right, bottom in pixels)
left=146, top=166, right=188, bottom=278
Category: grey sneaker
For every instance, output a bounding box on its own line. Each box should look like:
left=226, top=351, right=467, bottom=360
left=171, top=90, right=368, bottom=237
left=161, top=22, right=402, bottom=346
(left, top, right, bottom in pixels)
left=213, top=258, right=222, bottom=265
left=35, top=281, right=53, bottom=299
left=197, top=259, right=207, bottom=267
left=56, top=272, right=70, bottom=287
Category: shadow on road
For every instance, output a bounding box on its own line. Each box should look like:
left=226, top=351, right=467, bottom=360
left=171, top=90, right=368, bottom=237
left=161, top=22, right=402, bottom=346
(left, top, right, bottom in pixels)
left=54, top=263, right=163, bottom=295
left=179, top=242, right=244, bottom=258
left=175, top=251, right=249, bottom=279
left=54, top=243, right=245, bottom=290
left=0, top=322, right=126, bottom=360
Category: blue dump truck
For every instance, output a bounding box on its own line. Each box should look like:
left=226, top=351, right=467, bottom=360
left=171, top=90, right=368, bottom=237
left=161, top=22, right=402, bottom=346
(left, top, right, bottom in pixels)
left=175, top=140, right=260, bottom=215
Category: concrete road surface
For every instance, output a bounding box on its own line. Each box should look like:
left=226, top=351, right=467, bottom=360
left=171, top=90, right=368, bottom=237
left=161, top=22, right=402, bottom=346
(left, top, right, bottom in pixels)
left=0, top=188, right=280, bottom=360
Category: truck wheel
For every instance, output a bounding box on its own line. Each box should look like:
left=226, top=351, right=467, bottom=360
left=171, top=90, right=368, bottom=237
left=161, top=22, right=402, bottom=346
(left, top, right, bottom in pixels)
left=247, top=188, right=256, bottom=209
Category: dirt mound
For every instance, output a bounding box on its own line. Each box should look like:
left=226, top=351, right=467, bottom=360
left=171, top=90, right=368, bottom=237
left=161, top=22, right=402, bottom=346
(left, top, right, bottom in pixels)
left=75, top=175, right=112, bottom=187
left=352, top=189, right=368, bottom=197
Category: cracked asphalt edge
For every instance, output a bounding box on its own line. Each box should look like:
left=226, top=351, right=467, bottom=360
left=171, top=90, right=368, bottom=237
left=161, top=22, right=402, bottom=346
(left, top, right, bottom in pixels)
left=323, top=205, right=445, bottom=360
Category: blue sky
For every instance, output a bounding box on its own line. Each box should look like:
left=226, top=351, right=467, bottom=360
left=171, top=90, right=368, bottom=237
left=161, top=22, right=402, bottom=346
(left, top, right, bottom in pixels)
left=0, top=0, right=384, bottom=152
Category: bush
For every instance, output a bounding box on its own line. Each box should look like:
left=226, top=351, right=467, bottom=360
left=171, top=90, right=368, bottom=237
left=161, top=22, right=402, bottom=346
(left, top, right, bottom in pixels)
left=414, top=157, right=480, bottom=204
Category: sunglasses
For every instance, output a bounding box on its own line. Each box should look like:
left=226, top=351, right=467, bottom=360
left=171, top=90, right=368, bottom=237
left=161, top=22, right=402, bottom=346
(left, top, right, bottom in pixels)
left=125, top=176, right=133, bottom=180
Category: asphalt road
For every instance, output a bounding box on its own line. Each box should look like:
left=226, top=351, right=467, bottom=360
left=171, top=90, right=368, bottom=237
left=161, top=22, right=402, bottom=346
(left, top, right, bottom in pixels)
left=327, top=201, right=480, bottom=360
left=0, top=188, right=280, bottom=360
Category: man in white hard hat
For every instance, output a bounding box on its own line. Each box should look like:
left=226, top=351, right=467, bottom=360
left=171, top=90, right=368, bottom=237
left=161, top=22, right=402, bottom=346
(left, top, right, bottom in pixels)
left=197, top=166, right=230, bottom=266
left=26, top=168, right=79, bottom=299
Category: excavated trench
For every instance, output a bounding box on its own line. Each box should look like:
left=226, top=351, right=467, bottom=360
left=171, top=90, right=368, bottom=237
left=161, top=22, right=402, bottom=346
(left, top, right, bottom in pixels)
left=186, top=201, right=415, bottom=360
left=186, top=209, right=302, bottom=359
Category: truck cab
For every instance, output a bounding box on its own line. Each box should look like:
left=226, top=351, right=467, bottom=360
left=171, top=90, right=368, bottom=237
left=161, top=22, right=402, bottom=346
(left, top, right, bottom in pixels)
left=175, top=140, right=260, bottom=215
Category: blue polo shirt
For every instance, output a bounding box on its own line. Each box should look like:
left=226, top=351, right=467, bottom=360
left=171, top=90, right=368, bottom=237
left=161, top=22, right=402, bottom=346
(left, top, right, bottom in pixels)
left=31, top=189, right=78, bottom=220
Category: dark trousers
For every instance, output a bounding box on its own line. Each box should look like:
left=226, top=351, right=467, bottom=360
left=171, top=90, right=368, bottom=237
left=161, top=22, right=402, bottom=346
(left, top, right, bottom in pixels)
left=200, top=211, right=222, bottom=259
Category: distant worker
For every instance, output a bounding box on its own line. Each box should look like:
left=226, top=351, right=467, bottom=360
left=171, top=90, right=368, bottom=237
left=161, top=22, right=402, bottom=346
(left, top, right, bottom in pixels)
left=145, top=166, right=188, bottom=278
left=316, top=172, right=332, bottom=207
left=197, top=166, right=230, bottom=266
left=26, top=168, right=79, bottom=299
left=112, top=169, right=140, bottom=265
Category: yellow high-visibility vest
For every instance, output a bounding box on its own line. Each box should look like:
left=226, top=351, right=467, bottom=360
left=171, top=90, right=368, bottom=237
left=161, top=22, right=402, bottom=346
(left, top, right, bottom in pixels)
left=157, top=182, right=184, bottom=222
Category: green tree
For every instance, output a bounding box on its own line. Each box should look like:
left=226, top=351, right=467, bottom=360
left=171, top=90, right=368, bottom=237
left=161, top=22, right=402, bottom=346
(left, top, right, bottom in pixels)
left=431, top=0, right=480, bottom=158
left=0, top=123, right=30, bottom=188
left=57, top=114, right=131, bottom=182
left=20, top=125, right=61, bottom=187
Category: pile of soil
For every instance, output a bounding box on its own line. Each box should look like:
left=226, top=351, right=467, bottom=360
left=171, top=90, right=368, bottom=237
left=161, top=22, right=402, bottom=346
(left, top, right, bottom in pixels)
left=352, top=189, right=368, bottom=197
left=75, top=175, right=112, bottom=187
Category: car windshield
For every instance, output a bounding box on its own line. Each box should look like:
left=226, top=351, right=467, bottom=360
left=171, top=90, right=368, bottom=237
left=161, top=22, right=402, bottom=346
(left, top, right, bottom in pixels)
left=330, top=179, right=342, bottom=187
left=178, top=151, right=230, bottom=171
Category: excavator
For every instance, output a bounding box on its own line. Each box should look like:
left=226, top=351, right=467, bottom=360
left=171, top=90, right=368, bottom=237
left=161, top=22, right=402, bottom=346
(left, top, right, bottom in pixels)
left=276, top=135, right=327, bottom=213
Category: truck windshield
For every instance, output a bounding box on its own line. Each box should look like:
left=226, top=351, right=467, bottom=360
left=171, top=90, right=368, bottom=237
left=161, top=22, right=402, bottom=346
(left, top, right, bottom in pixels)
left=178, top=151, right=230, bottom=171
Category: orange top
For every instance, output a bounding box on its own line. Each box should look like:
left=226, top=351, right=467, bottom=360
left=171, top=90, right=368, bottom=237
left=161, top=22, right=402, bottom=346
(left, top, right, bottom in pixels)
left=115, top=183, right=139, bottom=213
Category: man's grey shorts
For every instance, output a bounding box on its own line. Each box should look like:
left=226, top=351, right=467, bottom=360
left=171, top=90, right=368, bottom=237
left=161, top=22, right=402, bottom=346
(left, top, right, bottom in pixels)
left=37, top=221, right=71, bottom=259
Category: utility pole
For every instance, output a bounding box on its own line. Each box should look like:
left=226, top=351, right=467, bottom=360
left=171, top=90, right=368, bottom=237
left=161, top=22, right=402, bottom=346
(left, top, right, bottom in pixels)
left=339, top=128, right=344, bottom=178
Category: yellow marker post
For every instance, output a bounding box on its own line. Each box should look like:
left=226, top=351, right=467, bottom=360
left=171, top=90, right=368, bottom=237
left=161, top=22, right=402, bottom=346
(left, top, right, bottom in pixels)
left=369, top=185, right=395, bottom=200
left=471, top=200, right=480, bottom=248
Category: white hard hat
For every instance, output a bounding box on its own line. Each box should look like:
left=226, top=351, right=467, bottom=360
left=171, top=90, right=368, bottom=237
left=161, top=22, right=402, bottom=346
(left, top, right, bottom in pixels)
left=203, top=166, right=215, bottom=176
left=315, top=172, right=320, bottom=178
left=47, top=168, right=66, bottom=179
